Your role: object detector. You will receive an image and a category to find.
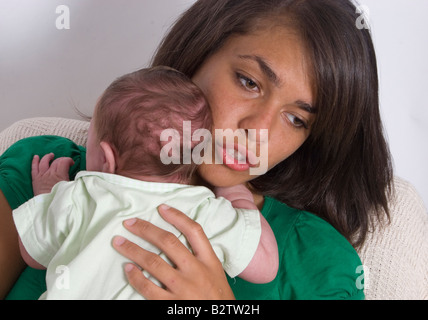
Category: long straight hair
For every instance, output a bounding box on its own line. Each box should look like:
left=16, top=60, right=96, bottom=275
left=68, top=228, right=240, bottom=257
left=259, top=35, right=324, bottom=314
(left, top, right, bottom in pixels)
left=151, top=0, right=393, bottom=248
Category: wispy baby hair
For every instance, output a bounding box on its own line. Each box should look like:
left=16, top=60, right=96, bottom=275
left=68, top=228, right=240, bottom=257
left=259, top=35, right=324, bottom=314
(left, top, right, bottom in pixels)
left=94, top=66, right=212, bottom=182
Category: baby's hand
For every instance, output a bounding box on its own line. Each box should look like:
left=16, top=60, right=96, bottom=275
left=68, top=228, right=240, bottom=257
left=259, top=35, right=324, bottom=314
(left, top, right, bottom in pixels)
left=31, top=153, right=75, bottom=196
left=213, top=184, right=253, bottom=202
left=213, top=184, right=257, bottom=210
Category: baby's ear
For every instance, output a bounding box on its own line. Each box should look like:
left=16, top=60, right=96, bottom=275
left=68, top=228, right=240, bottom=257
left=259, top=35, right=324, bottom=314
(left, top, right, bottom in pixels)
left=99, top=141, right=117, bottom=174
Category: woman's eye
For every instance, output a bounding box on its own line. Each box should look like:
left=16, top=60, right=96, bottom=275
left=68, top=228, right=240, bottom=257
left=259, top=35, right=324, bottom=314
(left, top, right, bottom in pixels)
left=284, top=113, right=308, bottom=129
left=237, top=73, right=259, bottom=92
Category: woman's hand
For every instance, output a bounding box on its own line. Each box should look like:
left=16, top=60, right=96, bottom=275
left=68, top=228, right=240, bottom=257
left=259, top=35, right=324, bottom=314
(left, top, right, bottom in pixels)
left=112, top=204, right=236, bottom=300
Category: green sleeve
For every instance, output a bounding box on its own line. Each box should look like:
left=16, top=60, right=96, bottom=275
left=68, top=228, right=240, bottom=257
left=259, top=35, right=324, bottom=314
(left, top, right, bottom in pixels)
left=0, top=135, right=86, bottom=300
left=0, top=135, right=86, bottom=210
left=5, top=268, right=47, bottom=300
left=228, top=197, right=365, bottom=300
left=279, top=211, right=365, bottom=300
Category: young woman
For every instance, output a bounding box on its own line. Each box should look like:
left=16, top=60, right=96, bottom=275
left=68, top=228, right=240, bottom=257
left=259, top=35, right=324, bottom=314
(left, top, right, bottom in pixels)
left=1, top=0, right=392, bottom=300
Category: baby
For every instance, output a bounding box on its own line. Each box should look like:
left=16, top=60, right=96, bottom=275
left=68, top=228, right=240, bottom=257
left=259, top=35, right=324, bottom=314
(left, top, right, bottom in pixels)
left=13, top=67, right=278, bottom=299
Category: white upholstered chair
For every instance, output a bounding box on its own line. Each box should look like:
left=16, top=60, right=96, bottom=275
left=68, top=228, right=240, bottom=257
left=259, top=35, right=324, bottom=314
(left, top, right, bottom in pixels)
left=1, top=117, right=427, bottom=300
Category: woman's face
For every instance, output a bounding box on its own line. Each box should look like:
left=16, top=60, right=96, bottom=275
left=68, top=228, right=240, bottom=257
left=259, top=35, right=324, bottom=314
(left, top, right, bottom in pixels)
left=192, top=26, right=316, bottom=187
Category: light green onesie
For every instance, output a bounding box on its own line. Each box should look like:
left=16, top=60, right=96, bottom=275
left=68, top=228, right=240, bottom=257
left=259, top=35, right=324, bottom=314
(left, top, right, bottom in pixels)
left=13, top=171, right=261, bottom=300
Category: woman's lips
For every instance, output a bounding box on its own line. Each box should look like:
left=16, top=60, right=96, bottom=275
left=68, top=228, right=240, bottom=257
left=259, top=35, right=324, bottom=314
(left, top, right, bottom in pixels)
left=216, top=143, right=259, bottom=172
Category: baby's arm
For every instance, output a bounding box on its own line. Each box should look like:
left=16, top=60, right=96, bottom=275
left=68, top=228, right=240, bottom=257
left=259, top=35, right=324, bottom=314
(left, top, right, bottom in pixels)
left=16, top=153, right=75, bottom=269
left=214, top=185, right=279, bottom=284
left=18, top=238, right=46, bottom=270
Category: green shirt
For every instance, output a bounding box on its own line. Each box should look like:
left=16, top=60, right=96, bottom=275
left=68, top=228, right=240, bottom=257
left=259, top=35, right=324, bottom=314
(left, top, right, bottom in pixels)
left=228, top=197, right=364, bottom=299
left=1, top=136, right=364, bottom=300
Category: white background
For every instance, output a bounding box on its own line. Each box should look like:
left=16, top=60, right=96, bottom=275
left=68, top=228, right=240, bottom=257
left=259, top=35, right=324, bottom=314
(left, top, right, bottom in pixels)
left=0, top=0, right=427, bottom=208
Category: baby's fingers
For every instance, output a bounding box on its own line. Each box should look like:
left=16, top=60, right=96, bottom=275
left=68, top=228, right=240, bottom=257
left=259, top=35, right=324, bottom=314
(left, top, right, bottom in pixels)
left=37, top=153, right=55, bottom=175
left=51, top=157, right=75, bottom=179
left=31, top=155, right=40, bottom=179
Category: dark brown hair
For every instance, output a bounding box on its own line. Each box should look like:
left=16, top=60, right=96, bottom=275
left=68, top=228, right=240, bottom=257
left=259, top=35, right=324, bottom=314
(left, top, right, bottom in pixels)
left=94, top=67, right=212, bottom=183
left=151, top=0, right=393, bottom=248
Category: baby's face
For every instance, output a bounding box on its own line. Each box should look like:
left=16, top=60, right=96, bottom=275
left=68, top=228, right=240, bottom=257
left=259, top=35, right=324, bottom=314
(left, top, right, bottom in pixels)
left=85, top=118, right=104, bottom=172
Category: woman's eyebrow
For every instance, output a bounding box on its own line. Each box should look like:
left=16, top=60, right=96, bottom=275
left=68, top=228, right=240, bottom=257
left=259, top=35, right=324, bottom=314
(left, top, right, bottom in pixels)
left=238, top=54, right=281, bottom=87
left=237, top=54, right=316, bottom=114
left=295, top=100, right=317, bottom=114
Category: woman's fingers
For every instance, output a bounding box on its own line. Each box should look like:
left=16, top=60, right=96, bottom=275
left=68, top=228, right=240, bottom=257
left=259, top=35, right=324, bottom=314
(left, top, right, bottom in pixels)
left=123, top=263, right=173, bottom=300
left=113, top=233, right=174, bottom=299
left=155, top=206, right=234, bottom=299
left=122, top=213, right=197, bottom=268
left=157, top=204, right=217, bottom=262
left=113, top=206, right=235, bottom=300
left=112, top=233, right=182, bottom=293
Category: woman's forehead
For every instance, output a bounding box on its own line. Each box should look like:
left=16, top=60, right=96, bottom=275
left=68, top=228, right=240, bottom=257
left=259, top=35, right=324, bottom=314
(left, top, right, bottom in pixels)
left=224, top=29, right=314, bottom=99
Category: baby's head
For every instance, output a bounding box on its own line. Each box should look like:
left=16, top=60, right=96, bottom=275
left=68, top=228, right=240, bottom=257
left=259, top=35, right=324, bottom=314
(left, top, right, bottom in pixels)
left=86, top=66, right=212, bottom=183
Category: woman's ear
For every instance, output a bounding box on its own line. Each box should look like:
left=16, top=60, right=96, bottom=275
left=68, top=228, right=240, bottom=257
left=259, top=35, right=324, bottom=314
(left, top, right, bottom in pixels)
left=99, top=141, right=117, bottom=174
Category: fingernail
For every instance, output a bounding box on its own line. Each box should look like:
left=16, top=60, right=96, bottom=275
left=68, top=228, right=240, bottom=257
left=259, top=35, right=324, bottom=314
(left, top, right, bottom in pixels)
left=113, top=236, right=126, bottom=246
left=125, top=264, right=134, bottom=273
left=124, top=218, right=137, bottom=226
left=159, top=204, right=171, bottom=211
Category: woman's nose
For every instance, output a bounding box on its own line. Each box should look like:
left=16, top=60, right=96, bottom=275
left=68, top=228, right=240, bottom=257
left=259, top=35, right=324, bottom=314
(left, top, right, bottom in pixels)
left=238, top=109, right=274, bottom=144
